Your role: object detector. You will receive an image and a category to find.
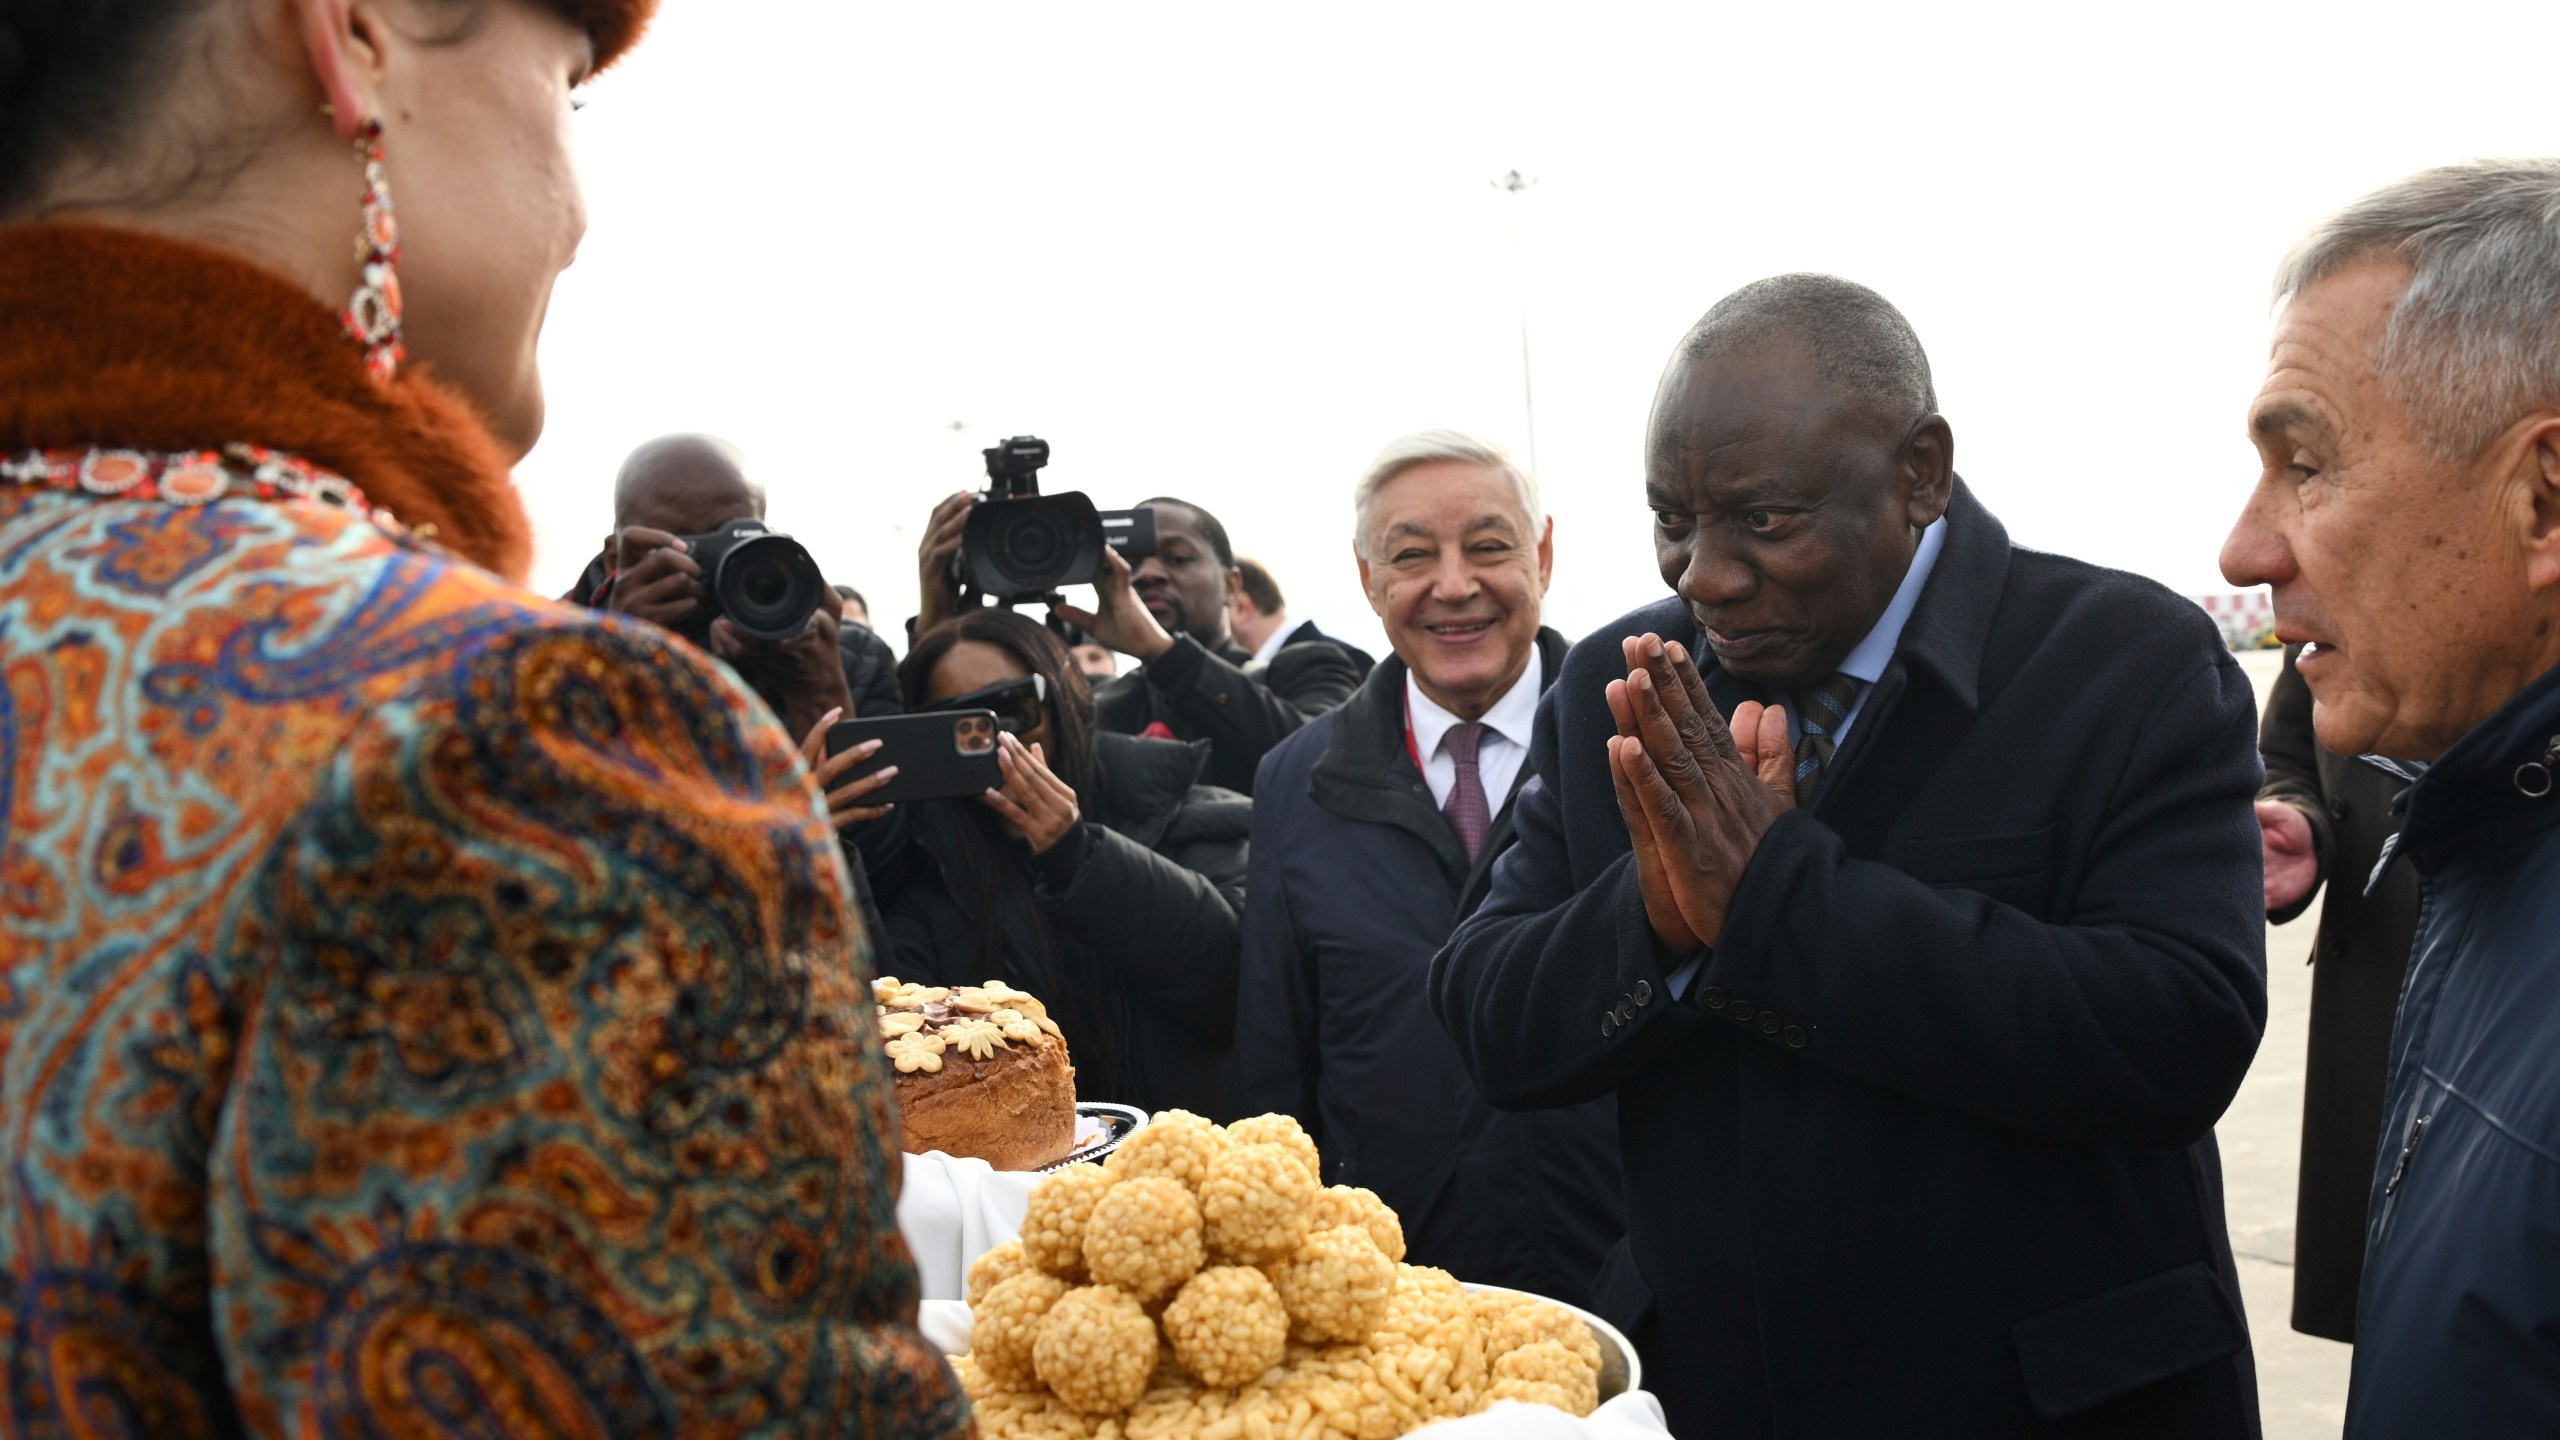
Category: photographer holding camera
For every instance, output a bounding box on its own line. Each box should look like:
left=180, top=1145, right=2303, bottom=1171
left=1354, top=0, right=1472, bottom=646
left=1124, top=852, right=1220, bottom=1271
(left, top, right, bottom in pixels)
left=574, top=435, right=904, bottom=736
left=571, top=436, right=906, bottom=929
left=917, top=472, right=1358, bottom=795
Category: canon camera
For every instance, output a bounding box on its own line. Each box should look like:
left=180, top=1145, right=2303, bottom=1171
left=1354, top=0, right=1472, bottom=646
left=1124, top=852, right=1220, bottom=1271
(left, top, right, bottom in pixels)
left=959, top=436, right=1157, bottom=604
left=678, top=517, right=828, bottom=642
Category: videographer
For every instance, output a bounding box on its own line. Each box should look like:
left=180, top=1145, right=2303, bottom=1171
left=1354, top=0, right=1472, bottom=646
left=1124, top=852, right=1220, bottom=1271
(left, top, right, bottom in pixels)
left=916, top=490, right=1358, bottom=795
left=869, top=608, right=1249, bottom=1116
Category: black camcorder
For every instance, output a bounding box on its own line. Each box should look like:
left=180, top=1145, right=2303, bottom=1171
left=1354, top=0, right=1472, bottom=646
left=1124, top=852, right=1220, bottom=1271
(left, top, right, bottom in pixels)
left=678, top=517, right=828, bottom=642
left=958, top=436, right=1157, bottom=605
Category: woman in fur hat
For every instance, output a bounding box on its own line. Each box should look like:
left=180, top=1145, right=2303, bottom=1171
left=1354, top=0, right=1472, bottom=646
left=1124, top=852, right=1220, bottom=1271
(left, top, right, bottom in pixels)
left=0, top=3, right=972, bottom=1436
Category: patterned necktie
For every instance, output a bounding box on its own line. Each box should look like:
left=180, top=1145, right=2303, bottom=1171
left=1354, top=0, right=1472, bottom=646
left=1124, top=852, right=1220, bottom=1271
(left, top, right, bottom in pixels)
left=1791, top=673, right=1867, bottom=803
left=1442, top=721, right=1493, bottom=861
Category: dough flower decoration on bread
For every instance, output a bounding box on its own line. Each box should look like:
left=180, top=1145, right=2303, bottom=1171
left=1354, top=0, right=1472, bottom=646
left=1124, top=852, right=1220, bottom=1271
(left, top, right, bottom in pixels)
left=954, top=979, right=1042, bottom=1014
left=885, top=1030, right=946, bottom=1074
left=874, top=978, right=954, bottom=1007
left=958, top=1111, right=1611, bottom=1437
left=943, top=1017, right=1007, bottom=1061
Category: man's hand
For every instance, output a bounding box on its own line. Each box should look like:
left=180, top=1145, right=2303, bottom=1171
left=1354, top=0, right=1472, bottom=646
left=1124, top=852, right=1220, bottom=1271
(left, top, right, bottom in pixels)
left=1050, top=547, right=1176, bottom=664
left=608, top=527, right=704, bottom=627
left=1604, top=633, right=1791, bottom=950
left=983, top=733, right=1082, bottom=854
left=712, top=586, right=853, bottom=740
left=2258, top=799, right=2320, bottom=914
left=1607, top=728, right=1701, bottom=956
left=916, top=492, right=973, bottom=634
left=797, top=708, right=899, bottom=831
left=1728, top=695, right=1798, bottom=809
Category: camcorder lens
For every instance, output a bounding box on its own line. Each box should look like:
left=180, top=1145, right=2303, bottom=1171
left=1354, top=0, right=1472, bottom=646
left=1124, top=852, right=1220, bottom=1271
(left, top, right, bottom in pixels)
left=1003, top=510, right=1070, bottom=576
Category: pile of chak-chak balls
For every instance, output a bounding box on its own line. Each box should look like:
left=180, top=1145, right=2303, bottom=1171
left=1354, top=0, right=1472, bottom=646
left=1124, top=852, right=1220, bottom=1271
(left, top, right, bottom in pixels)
left=955, top=1111, right=1606, bottom=1440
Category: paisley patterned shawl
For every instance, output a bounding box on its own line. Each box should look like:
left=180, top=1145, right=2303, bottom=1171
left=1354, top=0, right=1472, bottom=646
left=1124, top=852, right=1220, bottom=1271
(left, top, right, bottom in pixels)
left=0, top=224, right=975, bottom=1438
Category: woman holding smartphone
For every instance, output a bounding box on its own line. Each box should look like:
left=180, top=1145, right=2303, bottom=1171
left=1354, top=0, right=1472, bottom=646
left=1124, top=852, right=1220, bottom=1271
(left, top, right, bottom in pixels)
left=873, top=609, right=1249, bottom=1117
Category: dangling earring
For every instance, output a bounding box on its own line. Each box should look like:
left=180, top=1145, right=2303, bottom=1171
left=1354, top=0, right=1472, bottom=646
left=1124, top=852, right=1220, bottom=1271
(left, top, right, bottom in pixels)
left=341, top=118, right=405, bottom=382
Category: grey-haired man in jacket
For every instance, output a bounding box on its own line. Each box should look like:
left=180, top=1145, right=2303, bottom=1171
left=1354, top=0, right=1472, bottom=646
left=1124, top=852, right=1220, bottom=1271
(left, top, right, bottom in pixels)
left=2221, top=160, right=2560, bottom=1439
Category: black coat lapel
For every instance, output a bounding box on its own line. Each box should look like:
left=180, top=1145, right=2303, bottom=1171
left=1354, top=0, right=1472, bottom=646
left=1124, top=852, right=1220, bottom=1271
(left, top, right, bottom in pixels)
left=1813, top=669, right=1974, bottom=859
left=1311, top=659, right=1471, bottom=887
left=1807, top=481, right=2011, bottom=857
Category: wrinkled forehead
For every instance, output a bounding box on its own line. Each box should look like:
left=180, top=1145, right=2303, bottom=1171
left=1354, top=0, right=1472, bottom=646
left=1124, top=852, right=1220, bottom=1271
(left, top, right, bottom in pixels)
left=1368, top=461, right=1536, bottom=538
left=1645, top=347, right=1902, bottom=495
left=2251, top=264, right=2406, bottom=438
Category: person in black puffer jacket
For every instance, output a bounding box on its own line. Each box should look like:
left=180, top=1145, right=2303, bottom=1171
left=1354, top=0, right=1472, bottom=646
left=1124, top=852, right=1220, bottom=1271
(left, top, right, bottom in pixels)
left=866, top=608, right=1248, bottom=1116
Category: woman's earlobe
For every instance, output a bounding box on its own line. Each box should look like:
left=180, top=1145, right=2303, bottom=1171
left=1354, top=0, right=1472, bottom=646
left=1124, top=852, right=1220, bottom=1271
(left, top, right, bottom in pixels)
left=294, top=0, right=382, bottom=141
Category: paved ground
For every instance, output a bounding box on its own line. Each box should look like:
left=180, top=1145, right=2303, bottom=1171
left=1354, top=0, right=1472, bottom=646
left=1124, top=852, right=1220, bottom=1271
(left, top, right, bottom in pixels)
left=2223, top=649, right=2354, bottom=1439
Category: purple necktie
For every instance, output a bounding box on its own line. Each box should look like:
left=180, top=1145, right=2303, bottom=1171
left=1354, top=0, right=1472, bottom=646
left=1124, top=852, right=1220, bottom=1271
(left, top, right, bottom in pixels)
left=1442, top=721, right=1492, bottom=861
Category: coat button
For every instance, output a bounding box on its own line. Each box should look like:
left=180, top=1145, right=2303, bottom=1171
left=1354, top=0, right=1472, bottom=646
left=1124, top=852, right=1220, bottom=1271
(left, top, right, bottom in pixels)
left=1783, top=1026, right=1807, bottom=1048
left=1701, top=987, right=1728, bottom=1011
left=1215, top=692, right=1231, bottom=706
left=1757, top=1013, right=1781, bottom=1036
left=1729, top=1002, right=1755, bottom=1023
left=1633, top=980, right=1653, bottom=1007
left=2330, top=794, right=2351, bottom=821
left=1601, top=1012, right=1618, bottom=1039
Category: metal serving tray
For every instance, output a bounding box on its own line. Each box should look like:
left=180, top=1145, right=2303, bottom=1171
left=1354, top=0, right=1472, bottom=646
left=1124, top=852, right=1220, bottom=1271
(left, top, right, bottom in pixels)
left=1461, top=1281, right=1643, bottom=1402
left=1039, top=1102, right=1147, bottom=1172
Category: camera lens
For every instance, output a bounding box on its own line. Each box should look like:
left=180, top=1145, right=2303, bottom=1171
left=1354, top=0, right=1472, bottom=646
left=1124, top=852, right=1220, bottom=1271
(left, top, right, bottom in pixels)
left=958, top=488, right=1107, bottom=599
left=997, top=508, right=1071, bottom=582
left=714, top=533, right=825, bottom=642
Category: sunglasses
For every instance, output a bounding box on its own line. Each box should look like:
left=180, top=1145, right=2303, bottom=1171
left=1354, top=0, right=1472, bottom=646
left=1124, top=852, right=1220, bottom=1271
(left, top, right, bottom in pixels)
left=925, top=673, right=1049, bottom=736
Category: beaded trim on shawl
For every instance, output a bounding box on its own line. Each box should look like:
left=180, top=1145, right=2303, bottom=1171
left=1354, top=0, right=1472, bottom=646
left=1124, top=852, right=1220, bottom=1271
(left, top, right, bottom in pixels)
left=1, top=445, right=419, bottom=538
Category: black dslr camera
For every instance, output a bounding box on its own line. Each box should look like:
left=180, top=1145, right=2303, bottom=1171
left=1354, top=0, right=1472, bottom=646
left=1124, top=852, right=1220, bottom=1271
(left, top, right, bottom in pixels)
left=678, top=518, right=828, bottom=642
left=959, top=436, right=1157, bottom=605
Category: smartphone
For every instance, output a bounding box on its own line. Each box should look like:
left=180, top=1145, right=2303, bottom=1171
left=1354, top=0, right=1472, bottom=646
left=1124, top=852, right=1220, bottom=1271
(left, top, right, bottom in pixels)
left=826, top=710, right=1003, bottom=805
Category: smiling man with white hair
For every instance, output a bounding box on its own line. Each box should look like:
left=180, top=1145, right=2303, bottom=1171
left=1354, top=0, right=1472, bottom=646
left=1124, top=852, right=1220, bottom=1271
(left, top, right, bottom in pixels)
left=2221, top=159, right=2560, bottom=1438
left=1231, top=429, right=1623, bottom=1301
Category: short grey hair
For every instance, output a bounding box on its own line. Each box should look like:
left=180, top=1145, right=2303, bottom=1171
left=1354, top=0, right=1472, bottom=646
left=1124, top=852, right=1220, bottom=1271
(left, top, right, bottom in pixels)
left=2275, top=160, right=2560, bottom=460
left=1352, top=430, right=1543, bottom=558
left=1679, top=273, right=1936, bottom=428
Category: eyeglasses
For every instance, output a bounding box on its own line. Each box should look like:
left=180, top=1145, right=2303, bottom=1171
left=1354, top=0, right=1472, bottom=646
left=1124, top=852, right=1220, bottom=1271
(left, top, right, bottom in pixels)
left=925, top=672, right=1049, bottom=735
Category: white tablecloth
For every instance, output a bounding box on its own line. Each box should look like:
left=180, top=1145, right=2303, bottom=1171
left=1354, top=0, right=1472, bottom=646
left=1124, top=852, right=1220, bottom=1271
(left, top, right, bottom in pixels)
left=896, top=1150, right=1042, bottom=1302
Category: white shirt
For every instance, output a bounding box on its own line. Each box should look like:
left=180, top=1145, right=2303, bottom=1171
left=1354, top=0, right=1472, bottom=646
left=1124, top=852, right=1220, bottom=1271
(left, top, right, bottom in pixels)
left=1247, top=615, right=1294, bottom=668
left=1669, top=517, right=1946, bottom=997
left=1407, top=647, right=1546, bottom=813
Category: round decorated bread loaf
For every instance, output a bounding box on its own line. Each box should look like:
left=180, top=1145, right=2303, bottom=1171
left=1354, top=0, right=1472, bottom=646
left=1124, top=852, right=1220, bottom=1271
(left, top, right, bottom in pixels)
left=878, top=977, right=1077, bottom=1171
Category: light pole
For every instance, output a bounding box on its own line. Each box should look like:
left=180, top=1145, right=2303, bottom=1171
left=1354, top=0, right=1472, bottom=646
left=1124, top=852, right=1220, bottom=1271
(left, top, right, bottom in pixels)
left=1494, top=169, right=1539, bottom=475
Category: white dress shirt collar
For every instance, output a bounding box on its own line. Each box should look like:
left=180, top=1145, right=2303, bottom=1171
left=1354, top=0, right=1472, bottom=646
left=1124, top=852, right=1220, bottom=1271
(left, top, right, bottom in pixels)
left=1406, top=645, right=1545, bottom=806
left=1247, top=615, right=1293, bottom=668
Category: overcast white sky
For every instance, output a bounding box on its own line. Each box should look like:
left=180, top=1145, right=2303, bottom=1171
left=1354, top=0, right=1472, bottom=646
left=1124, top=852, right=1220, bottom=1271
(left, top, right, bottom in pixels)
left=515, top=0, right=2558, bottom=662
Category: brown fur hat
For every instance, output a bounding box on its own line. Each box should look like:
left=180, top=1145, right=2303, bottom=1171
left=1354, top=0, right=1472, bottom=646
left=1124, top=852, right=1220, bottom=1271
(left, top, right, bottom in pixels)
left=553, top=0, right=659, bottom=71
